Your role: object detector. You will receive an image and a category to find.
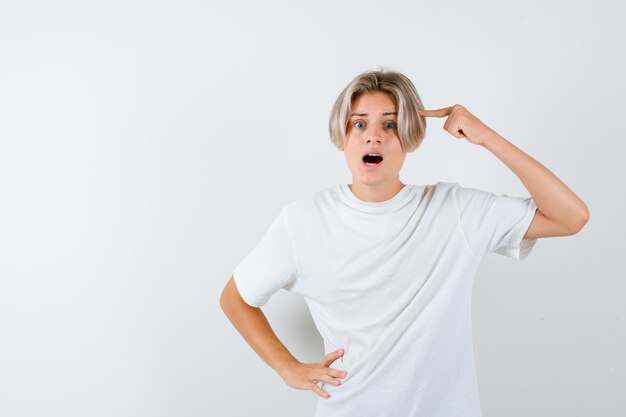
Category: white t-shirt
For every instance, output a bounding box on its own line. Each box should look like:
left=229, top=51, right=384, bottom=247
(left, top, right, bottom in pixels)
left=233, top=181, right=539, bottom=417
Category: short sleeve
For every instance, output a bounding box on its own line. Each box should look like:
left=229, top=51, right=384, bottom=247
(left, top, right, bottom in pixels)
left=452, top=183, right=539, bottom=260
left=233, top=208, right=299, bottom=307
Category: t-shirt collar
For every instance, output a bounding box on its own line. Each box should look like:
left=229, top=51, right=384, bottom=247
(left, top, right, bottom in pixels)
left=337, top=183, right=415, bottom=213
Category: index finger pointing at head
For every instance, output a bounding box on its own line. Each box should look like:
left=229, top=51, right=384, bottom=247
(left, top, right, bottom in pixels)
left=418, top=106, right=454, bottom=118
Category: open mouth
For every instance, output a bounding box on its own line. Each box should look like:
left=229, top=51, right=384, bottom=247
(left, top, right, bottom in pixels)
left=362, top=153, right=383, bottom=166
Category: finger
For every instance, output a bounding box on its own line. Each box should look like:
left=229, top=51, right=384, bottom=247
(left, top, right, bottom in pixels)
left=311, top=382, right=330, bottom=399
left=418, top=106, right=454, bottom=118
left=443, top=113, right=456, bottom=133
left=442, top=114, right=463, bottom=138
left=317, top=371, right=342, bottom=386
left=329, top=368, right=348, bottom=378
left=444, top=120, right=465, bottom=139
left=322, top=348, right=344, bottom=366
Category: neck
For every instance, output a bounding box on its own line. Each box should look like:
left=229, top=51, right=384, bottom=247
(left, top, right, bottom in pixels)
left=348, top=179, right=406, bottom=203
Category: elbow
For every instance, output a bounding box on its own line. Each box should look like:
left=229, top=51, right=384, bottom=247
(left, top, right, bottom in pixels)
left=578, top=204, right=590, bottom=230
left=568, top=206, right=590, bottom=234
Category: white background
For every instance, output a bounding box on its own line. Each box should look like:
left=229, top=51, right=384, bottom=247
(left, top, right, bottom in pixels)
left=1, top=0, right=624, bottom=416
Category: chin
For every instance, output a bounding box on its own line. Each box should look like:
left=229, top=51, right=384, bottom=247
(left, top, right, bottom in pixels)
left=355, top=176, right=388, bottom=185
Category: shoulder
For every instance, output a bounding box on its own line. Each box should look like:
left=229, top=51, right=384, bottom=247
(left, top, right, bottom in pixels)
left=436, top=181, right=494, bottom=199
left=426, top=181, right=496, bottom=212
left=280, top=185, right=338, bottom=217
left=428, top=180, right=463, bottom=199
left=433, top=180, right=460, bottom=191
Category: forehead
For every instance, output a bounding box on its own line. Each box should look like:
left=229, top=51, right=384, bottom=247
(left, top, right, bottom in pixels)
left=351, top=91, right=397, bottom=114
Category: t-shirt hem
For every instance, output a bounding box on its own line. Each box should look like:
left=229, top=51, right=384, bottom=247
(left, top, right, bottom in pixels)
left=233, top=267, right=266, bottom=307
left=502, top=200, right=539, bottom=261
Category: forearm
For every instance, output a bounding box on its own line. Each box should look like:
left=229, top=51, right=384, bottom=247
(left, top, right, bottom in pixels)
left=481, top=130, right=589, bottom=229
left=221, top=296, right=299, bottom=378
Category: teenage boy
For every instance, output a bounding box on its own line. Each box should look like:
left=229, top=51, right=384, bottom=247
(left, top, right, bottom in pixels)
left=220, top=69, right=589, bottom=417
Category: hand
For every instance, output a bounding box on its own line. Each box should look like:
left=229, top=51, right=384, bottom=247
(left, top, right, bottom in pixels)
left=280, top=348, right=348, bottom=399
left=419, top=104, right=496, bottom=146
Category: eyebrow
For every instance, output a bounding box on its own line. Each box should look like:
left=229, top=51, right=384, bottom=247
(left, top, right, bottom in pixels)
left=350, top=112, right=397, bottom=117
left=350, top=111, right=398, bottom=117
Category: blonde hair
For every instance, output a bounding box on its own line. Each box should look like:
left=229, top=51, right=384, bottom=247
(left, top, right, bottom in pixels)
left=328, top=67, right=427, bottom=153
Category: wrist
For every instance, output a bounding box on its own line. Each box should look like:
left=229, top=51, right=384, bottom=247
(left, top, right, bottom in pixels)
left=276, top=357, right=300, bottom=379
left=480, top=129, right=504, bottom=149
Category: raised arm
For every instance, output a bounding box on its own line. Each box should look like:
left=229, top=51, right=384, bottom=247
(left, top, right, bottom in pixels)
left=419, top=104, right=590, bottom=238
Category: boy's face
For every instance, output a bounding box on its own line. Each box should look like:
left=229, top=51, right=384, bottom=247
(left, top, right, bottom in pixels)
left=342, top=91, right=407, bottom=187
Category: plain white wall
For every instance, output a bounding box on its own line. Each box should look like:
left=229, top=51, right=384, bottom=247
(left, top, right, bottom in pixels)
left=0, top=0, right=624, bottom=416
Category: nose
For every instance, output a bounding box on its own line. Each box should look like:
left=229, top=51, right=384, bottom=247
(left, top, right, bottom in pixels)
left=366, top=137, right=382, bottom=147
left=366, top=124, right=383, bottom=144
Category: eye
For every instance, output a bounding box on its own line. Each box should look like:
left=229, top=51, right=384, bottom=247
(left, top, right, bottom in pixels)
left=384, top=121, right=396, bottom=129
left=354, top=121, right=366, bottom=129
